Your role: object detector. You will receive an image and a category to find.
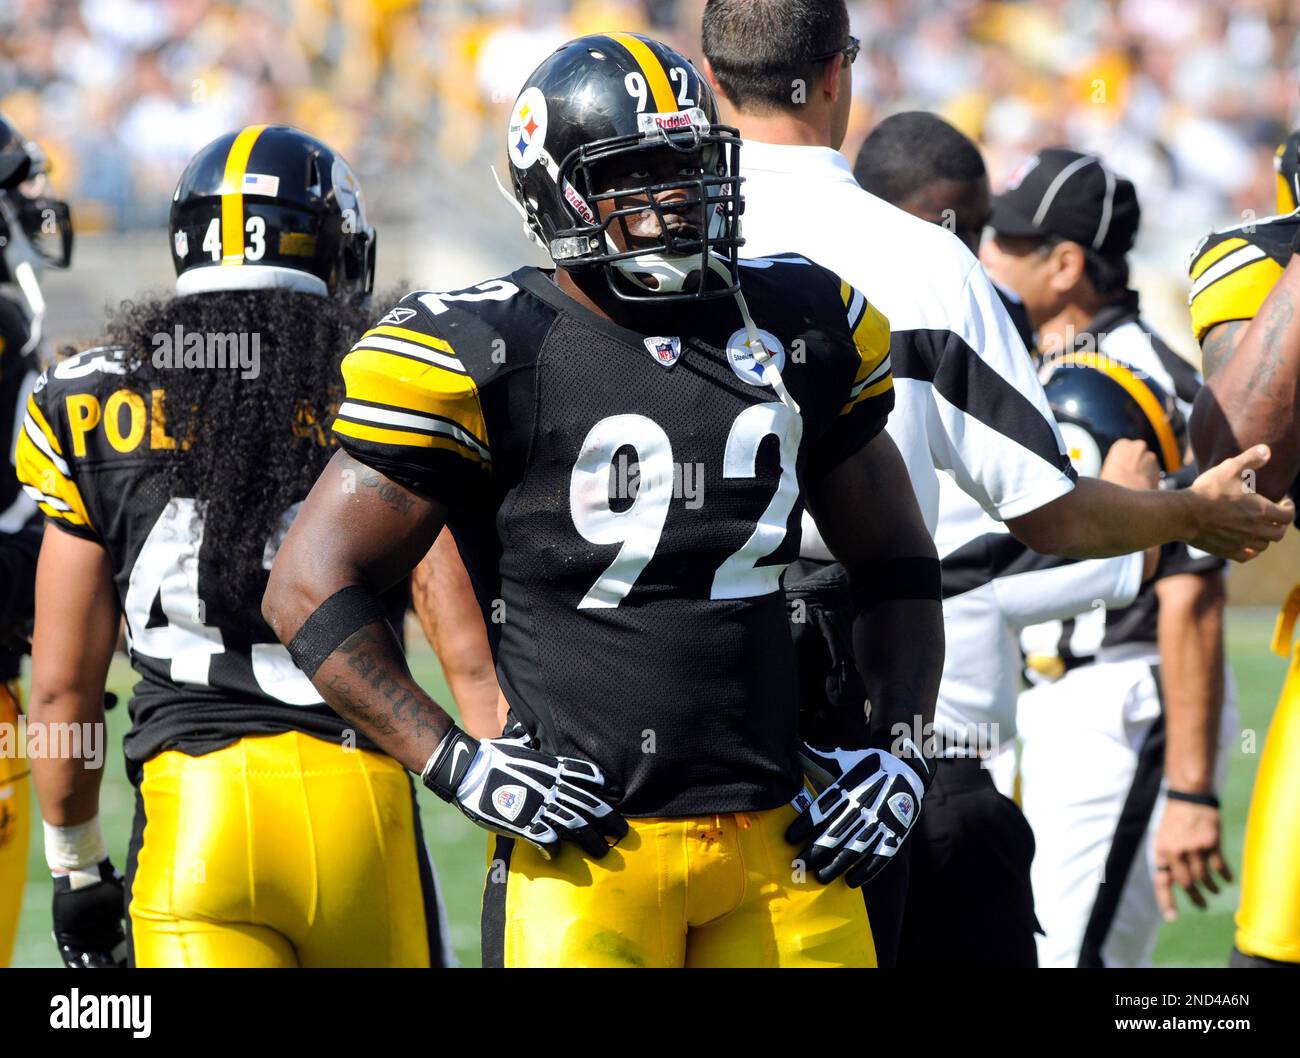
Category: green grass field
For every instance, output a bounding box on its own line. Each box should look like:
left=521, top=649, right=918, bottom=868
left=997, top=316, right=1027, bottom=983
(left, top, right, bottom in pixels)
left=8, top=607, right=1291, bottom=967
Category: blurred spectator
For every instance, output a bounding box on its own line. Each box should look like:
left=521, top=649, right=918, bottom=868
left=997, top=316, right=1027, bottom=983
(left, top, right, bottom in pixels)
left=1, top=0, right=1297, bottom=346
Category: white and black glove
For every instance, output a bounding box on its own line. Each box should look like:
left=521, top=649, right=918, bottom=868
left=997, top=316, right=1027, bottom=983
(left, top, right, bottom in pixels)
left=422, top=721, right=628, bottom=859
left=51, top=859, right=128, bottom=968
left=786, top=737, right=931, bottom=888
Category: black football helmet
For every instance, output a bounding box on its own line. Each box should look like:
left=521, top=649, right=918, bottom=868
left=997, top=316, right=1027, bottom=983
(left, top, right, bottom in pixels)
left=504, top=33, right=743, bottom=302
left=1276, top=129, right=1300, bottom=215
left=1041, top=354, right=1185, bottom=478
left=0, top=116, right=73, bottom=282
left=170, top=125, right=375, bottom=298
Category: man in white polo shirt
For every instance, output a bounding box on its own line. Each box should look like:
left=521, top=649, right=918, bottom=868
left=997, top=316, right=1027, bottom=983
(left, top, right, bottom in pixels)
left=698, top=0, right=1292, bottom=966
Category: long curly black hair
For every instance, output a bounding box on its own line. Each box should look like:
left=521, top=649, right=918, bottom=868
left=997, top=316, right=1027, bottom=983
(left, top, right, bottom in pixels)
left=101, top=286, right=378, bottom=581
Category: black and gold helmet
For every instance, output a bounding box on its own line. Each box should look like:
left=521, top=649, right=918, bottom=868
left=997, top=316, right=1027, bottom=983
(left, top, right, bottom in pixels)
left=1041, top=354, right=1185, bottom=478
left=170, top=125, right=375, bottom=298
left=504, top=33, right=743, bottom=302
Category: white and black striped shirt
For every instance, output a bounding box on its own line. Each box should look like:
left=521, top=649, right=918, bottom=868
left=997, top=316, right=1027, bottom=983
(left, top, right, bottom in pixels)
left=738, top=142, right=1078, bottom=550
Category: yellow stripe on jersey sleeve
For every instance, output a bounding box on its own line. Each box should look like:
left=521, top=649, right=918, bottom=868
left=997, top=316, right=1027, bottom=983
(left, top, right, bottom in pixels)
left=14, top=404, right=93, bottom=529
left=840, top=299, right=892, bottom=413
left=1190, top=256, right=1285, bottom=340
left=336, top=347, right=490, bottom=465
left=363, top=324, right=456, bottom=355
left=1189, top=236, right=1249, bottom=282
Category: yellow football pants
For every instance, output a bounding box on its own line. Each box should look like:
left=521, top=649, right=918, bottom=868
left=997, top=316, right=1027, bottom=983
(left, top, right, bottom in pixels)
left=128, top=730, right=446, bottom=967
left=1235, top=595, right=1300, bottom=963
left=482, top=800, right=877, bottom=967
left=0, top=680, right=30, bottom=968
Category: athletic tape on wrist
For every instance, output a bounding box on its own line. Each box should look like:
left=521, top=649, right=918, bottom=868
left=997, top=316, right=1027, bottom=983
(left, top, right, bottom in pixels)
left=850, top=556, right=942, bottom=607
left=286, top=584, right=387, bottom=677
left=44, top=817, right=108, bottom=873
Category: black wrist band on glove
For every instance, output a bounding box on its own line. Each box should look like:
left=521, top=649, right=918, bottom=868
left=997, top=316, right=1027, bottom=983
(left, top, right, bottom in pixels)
left=421, top=726, right=478, bottom=801
left=285, top=585, right=387, bottom=677
left=1167, top=788, right=1219, bottom=808
left=850, top=556, right=942, bottom=608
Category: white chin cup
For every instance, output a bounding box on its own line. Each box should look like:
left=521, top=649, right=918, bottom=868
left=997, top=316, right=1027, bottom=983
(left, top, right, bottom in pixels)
left=610, top=251, right=700, bottom=294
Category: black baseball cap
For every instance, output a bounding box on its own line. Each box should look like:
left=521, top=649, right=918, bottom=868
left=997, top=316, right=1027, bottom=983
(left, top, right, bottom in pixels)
left=989, top=148, right=1140, bottom=259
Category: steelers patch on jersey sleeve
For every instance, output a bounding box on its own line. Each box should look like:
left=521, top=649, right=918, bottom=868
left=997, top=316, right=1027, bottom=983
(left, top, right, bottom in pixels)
left=508, top=87, right=549, bottom=170
left=725, top=327, right=785, bottom=387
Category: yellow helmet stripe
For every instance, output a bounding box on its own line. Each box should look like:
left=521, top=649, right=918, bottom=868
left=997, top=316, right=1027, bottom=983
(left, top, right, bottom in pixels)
left=1060, top=353, right=1182, bottom=472
left=607, top=33, right=676, bottom=112
left=220, top=124, right=269, bottom=265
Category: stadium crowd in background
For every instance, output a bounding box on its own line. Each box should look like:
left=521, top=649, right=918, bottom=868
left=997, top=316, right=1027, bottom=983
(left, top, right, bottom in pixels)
left=2, top=0, right=1297, bottom=250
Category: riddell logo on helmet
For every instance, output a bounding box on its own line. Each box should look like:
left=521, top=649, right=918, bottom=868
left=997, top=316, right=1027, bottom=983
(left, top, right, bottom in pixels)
left=562, top=180, right=595, bottom=224
left=637, top=107, right=708, bottom=137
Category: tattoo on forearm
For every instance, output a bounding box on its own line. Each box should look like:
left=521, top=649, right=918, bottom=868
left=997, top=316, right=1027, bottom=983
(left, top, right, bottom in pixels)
left=331, top=625, right=446, bottom=740
left=323, top=673, right=400, bottom=736
left=1246, top=297, right=1295, bottom=395
left=1199, top=320, right=1246, bottom=382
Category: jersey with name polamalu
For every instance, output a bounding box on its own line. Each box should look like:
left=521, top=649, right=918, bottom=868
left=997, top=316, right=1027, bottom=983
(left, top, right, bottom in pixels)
left=334, top=260, right=894, bottom=817
left=14, top=346, right=406, bottom=765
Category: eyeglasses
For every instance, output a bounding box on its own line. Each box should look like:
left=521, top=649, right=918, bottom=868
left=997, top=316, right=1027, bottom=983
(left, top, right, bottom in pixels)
left=811, top=35, right=860, bottom=66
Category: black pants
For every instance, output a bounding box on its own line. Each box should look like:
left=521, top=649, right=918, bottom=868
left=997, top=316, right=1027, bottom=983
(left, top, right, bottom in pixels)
left=895, top=756, right=1039, bottom=967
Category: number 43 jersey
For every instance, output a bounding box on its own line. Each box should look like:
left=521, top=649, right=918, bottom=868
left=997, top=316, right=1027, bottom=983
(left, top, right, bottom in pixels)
left=15, top=347, right=403, bottom=765
left=335, top=261, right=894, bottom=816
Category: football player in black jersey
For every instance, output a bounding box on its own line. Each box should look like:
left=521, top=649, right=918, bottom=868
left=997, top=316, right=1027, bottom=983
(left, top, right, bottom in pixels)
left=1190, top=126, right=1300, bottom=968
left=0, top=113, right=72, bottom=966
left=266, top=33, right=943, bottom=968
left=19, top=126, right=452, bottom=967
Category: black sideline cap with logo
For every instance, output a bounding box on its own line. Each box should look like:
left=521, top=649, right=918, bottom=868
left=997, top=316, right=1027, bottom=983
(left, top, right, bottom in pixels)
left=989, top=148, right=1140, bottom=259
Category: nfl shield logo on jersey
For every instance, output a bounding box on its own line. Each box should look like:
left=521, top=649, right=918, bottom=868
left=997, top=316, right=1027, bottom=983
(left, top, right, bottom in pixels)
left=643, top=335, right=681, bottom=368
left=493, top=785, right=527, bottom=822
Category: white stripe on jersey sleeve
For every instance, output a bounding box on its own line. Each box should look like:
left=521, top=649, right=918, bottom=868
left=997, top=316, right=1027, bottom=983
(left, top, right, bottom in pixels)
left=1188, top=244, right=1266, bottom=301
left=350, top=334, right=466, bottom=372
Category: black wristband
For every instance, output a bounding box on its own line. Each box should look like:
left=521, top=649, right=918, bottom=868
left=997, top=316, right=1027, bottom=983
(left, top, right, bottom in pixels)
left=1167, top=788, right=1219, bottom=808
left=285, top=585, right=387, bottom=678
left=850, top=556, right=942, bottom=608
left=421, top=726, right=479, bottom=802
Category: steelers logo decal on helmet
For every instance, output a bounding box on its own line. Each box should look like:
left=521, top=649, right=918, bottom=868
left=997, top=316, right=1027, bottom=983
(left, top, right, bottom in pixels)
left=726, top=327, right=785, bottom=386
left=508, top=87, right=549, bottom=170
